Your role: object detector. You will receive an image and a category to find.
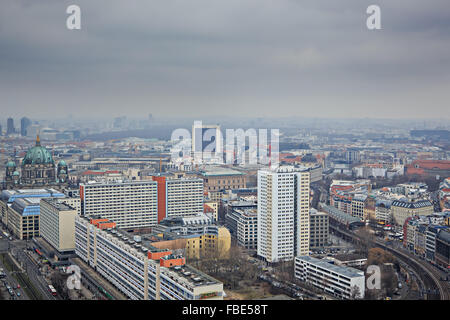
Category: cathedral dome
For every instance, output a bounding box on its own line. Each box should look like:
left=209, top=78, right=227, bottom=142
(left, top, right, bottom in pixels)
left=6, top=161, right=16, bottom=168
left=22, top=135, right=54, bottom=166
left=58, top=160, right=67, bottom=167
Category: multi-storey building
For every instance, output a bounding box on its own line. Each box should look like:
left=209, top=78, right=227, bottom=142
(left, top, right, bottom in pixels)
left=294, top=256, right=365, bottom=299
left=257, top=166, right=310, bottom=263
left=40, top=198, right=77, bottom=252
left=200, top=168, right=246, bottom=193
left=7, top=198, right=40, bottom=240
left=149, top=214, right=231, bottom=260
left=414, top=225, right=427, bottom=258
left=309, top=209, right=329, bottom=249
left=225, top=208, right=258, bottom=250
left=0, top=188, right=65, bottom=226
left=203, top=200, right=219, bottom=222
left=425, top=225, right=448, bottom=263
left=75, top=216, right=223, bottom=300
left=351, top=195, right=367, bottom=220
left=151, top=176, right=204, bottom=222
left=58, top=194, right=81, bottom=215
left=435, top=229, right=450, bottom=269
left=392, top=199, right=434, bottom=226
left=375, top=199, right=392, bottom=224
left=80, top=181, right=159, bottom=229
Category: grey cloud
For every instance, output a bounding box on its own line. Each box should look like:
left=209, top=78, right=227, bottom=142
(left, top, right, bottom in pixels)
left=0, top=0, right=449, bottom=120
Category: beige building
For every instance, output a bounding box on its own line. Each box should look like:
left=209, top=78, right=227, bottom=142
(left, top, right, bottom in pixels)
left=201, top=168, right=246, bottom=192
left=40, top=198, right=77, bottom=252
left=0, top=200, right=8, bottom=226
left=58, top=196, right=81, bottom=215
left=391, top=199, right=434, bottom=226
left=7, top=198, right=40, bottom=240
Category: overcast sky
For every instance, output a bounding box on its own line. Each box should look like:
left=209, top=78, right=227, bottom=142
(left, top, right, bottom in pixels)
left=1, top=0, right=450, bottom=120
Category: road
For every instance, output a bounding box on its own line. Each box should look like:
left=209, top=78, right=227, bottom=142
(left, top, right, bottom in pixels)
left=1, top=225, right=57, bottom=300
left=11, top=243, right=57, bottom=300
left=0, top=250, right=29, bottom=300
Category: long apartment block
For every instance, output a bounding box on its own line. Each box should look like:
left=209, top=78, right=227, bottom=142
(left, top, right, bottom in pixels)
left=80, top=178, right=204, bottom=229
left=75, top=215, right=223, bottom=300
left=152, top=176, right=204, bottom=222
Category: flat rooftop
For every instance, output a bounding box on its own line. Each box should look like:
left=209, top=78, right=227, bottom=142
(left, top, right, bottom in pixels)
left=296, top=256, right=364, bottom=279
left=201, top=168, right=244, bottom=176
left=42, top=198, right=74, bottom=211
left=79, top=215, right=221, bottom=289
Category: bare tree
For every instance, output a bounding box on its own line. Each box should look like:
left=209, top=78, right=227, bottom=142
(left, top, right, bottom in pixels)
left=350, top=285, right=362, bottom=299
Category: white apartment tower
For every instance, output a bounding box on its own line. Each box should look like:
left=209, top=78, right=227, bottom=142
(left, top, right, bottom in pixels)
left=257, top=166, right=310, bottom=263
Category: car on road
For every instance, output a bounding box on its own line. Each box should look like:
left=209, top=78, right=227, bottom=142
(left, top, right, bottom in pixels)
left=17, top=284, right=20, bottom=289
left=16, top=292, right=21, bottom=297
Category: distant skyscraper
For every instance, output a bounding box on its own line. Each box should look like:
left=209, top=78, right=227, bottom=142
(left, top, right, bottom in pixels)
left=6, top=118, right=15, bottom=135
left=257, top=166, right=310, bottom=263
left=346, top=149, right=360, bottom=164
left=113, top=116, right=127, bottom=129
left=20, top=117, right=31, bottom=136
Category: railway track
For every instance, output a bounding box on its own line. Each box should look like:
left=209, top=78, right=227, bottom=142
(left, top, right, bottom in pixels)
left=331, top=225, right=449, bottom=300
left=376, top=241, right=443, bottom=300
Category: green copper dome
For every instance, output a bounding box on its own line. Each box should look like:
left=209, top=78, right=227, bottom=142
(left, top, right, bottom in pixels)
left=22, top=135, right=54, bottom=165
left=12, top=171, right=20, bottom=176
left=58, top=160, right=67, bottom=167
left=6, top=161, right=16, bottom=168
